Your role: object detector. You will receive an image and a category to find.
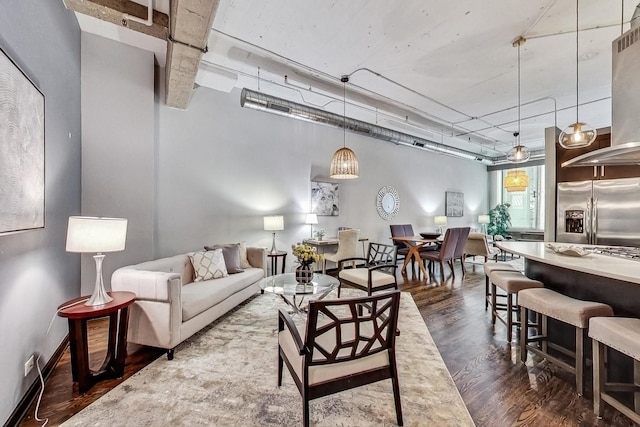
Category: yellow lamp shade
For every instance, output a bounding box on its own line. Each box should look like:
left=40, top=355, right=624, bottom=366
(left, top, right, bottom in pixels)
left=504, top=170, right=529, bottom=192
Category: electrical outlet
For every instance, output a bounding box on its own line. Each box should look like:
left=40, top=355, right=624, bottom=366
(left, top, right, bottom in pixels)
left=24, top=354, right=35, bottom=377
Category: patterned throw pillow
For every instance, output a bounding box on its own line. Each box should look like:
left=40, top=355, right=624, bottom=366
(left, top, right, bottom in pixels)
left=188, top=249, right=228, bottom=281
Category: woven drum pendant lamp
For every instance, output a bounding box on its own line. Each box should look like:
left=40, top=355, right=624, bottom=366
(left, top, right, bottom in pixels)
left=330, top=75, right=359, bottom=179
left=504, top=170, right=529, bottom=192
left=558, top=0, right=597, bottom=149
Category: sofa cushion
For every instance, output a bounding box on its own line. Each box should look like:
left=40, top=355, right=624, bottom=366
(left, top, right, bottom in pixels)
left=181, top=268, right=264, bottom=321
left=189, top=249, right=228, bottom=282
left=206, top=241, right=251, bottom=269
left=204, top=243, right=244, bottom=274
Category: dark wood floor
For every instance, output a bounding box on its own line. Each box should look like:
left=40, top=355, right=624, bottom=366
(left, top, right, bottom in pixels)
left=20, top=259, right=636, bottom=426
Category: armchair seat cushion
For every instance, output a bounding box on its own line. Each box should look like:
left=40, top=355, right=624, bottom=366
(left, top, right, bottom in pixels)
left=339, top=268, right=396, bottom=289
left=279, top=321, right=389, bottom=386
left=182, top=268, right=264, bottom=321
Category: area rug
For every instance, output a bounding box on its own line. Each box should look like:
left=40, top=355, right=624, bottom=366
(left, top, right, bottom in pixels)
left=62, top=289, right=474, bottom=426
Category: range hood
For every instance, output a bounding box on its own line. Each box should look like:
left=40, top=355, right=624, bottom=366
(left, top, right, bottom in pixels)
left=562, top=20, right=640, bottom=168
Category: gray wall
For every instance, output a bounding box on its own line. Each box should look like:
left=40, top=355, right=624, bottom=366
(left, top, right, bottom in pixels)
left=0, top=0, right=81, bottom=423
left=80, top=33, right=155, bottom=294
left=155, top=83, right=489, bottom=271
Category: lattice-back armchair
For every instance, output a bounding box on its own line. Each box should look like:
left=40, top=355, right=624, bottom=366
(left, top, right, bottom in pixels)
left=277, top=291, right=403, bottom=427
left=337, top=242, right=398, bottom=296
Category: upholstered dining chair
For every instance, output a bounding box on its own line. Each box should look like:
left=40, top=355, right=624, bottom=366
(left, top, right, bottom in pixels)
left=389, top=224, right=435, bottom=274
left=336, top=242, right=398, bottom=297
left=277, top=291, right=403, bottom=427
left=452, top=227, right=471, bottom=272
left=463, top=232, right=500, bottom=262
left=322, top=228, right=360, bottom=273
left=420, top=228, right=460, bottom=281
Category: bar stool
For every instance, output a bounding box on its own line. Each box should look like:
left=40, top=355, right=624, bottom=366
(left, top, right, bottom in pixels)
left=519, top=288, right=613, bottom=396
left=483, top=262, right=517, bottom=310
left=590, top=317, right=640, bottom=423
left=488, top=270, right=543, bottom=342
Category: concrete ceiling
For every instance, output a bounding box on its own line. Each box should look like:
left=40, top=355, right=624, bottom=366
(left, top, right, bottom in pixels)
left=71, top=0, right=639, bottom=160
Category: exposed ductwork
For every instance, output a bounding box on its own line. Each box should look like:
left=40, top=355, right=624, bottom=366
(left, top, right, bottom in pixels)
left=240, top=88, right=501, bottom=164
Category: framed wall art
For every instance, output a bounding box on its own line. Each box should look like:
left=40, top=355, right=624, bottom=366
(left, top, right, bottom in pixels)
left=0, top=46, right=45, bottom=233
left=445, top=191, right=464, bottom=217
left=311, top=181, right=339, bottom=216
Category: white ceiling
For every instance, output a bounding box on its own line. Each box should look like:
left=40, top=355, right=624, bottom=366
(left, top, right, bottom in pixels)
left=78, top=0, right=640, bottom=159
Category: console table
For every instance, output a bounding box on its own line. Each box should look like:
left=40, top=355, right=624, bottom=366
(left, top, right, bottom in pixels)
left=58, top=291, right=136, bottom=393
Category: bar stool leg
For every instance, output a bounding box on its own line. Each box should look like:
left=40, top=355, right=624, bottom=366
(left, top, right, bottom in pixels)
left=506, top=293, right=513, bottom=342
left=576, top=327, right=584, bottom=396
left=542, top=315, right=548, bottom=354
left=635, top=359, right=640, bottom=413
left=520, top=306, right=528, bottom=363
left=491, top=283, right=497, bottom=325
left=593, top=339, right=605, bottom=418
left=485, top=276, right=490, bottom=310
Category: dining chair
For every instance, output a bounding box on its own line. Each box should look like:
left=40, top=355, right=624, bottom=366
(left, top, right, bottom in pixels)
left=322, top=229, right=360, bottom=273
left=337, top=242, right=398, bottom=296
left=420, top=228, right=460, bottom=281
left=463, top=232, right=500, bottom=262
left=277, top=291, right=403, bottom=427
left=452, top=227, right=470, bottom=272
left=389, top=224, right=413, bottom=265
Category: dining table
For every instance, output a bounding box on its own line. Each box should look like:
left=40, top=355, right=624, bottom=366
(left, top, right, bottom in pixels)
left=391, top=235, right=440, bottom=278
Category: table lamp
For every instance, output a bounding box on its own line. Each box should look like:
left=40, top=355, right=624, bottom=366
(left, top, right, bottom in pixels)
left=434, top=215, right=447, bottom=234
left=304, top=213, right=318, bottom=238
left=478, top=214, right=490, bottom=235
left=66, top=216, right=128, bottom=306
left=264, top=215, right=284, bottom=254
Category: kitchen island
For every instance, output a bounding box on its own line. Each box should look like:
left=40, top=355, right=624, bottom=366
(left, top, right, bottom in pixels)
left=497, top=240, right=640, bottom=384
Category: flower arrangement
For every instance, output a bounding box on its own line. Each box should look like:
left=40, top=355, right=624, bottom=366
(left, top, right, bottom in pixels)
left=291, top=243, right=323, bottom=265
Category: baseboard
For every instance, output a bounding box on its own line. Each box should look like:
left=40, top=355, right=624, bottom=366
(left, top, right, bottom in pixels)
left=4, top=335, right=69, bottom=427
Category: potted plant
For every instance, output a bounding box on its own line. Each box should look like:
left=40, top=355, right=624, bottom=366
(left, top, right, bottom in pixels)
left=487, top=203, right=511, bottom=238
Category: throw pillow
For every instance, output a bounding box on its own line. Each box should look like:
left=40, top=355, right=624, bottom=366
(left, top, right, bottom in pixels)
left=188, top=249, right=228, bottom=281
left=204, top=243, right=244, bottom=274
left=205, top=241, right=251, bottom=269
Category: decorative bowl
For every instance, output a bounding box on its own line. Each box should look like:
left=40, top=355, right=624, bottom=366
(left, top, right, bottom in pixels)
left=419, top=232, right=442, bottom=239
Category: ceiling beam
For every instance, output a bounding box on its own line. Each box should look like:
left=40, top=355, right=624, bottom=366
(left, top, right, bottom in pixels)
left=165, top=0, right=220, bottom=109
left=64, top=0, right=169, bottom=40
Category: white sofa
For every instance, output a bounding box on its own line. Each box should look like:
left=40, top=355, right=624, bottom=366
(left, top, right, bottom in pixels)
left=111, top=247, right=266, bottom=359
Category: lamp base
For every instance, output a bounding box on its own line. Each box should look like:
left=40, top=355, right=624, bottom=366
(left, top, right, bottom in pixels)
left=270, top=232, right=278, bottom=254
left=85, top=253, right=113, bottom=306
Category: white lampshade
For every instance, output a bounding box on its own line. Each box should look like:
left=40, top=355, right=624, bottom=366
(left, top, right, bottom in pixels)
left=263, top=215, right=284, bottom=231
left=434, top=216, right=448, bottom=226
left=304, top=213, right=318, bottom=225
left=478, top=215, right=490, bottom=224
left=66, top=216, right=128, bottom=253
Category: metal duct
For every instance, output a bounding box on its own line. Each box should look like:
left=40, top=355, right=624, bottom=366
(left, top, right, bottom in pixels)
left=240, top=88, right=496, bottom=164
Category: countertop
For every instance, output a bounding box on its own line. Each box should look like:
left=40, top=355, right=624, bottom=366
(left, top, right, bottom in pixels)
left=496, top=241, right=640, bottom=285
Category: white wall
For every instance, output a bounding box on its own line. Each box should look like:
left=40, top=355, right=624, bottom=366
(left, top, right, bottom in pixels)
left=155, top=83, right=489, bottom=271
left=81, top=33, right=155, bottom=294
left=0, top=1, right=81, bottom=423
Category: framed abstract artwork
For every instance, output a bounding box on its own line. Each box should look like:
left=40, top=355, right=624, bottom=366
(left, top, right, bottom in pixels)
left=445, top=191, right=464, bottom=217
left=0, top=46, right=45, bottom=233
left=311, top=181, right=339, bottom=216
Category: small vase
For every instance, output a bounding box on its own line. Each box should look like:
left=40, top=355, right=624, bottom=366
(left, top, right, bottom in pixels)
left=295, top=263, right=313, bottom=284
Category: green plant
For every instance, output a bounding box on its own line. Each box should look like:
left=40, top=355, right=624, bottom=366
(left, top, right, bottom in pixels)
left=487, top=203, right=511, bottom=237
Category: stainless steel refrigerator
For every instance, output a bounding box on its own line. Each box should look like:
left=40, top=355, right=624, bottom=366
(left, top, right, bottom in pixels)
left=557, top=177, right=640, bottom=247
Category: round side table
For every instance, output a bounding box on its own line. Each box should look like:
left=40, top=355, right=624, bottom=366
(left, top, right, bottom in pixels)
left=267, top=250, right=287, bottom=275
left=58, top=291, right=136, bottom=393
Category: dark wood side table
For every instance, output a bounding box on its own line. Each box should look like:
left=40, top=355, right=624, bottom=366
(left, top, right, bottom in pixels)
left=267, top=250, right=287, bottom=276
left=58, top=291, right=136, bottom=393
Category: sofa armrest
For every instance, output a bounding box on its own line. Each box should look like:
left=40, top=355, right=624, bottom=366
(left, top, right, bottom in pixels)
left=111, top=268, right=182, bottom=303
left=247, top=247, right=267, bottom=276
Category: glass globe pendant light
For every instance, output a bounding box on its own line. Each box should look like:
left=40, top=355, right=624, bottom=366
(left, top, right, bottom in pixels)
left=507, top=37, right=531, bottom=164
left=558, top=0, right=597, bottom=149
left=330, top=76, right=359, bottom=179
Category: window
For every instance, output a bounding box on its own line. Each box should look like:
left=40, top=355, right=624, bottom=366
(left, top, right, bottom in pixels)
left=496, top=165, right=545, bottom=230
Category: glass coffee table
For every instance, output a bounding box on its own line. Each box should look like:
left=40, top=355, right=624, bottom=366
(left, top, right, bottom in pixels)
left=259, top=272, right=339, bottom=316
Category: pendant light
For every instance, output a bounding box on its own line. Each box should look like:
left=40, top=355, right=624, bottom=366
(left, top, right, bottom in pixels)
left=558, top=0, right=597, bottom=149
left=330, top=75, right=359, bottom=179
left=504, top=169, right=529, bottom=192
left=507, top=37, right=531, bottom=163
